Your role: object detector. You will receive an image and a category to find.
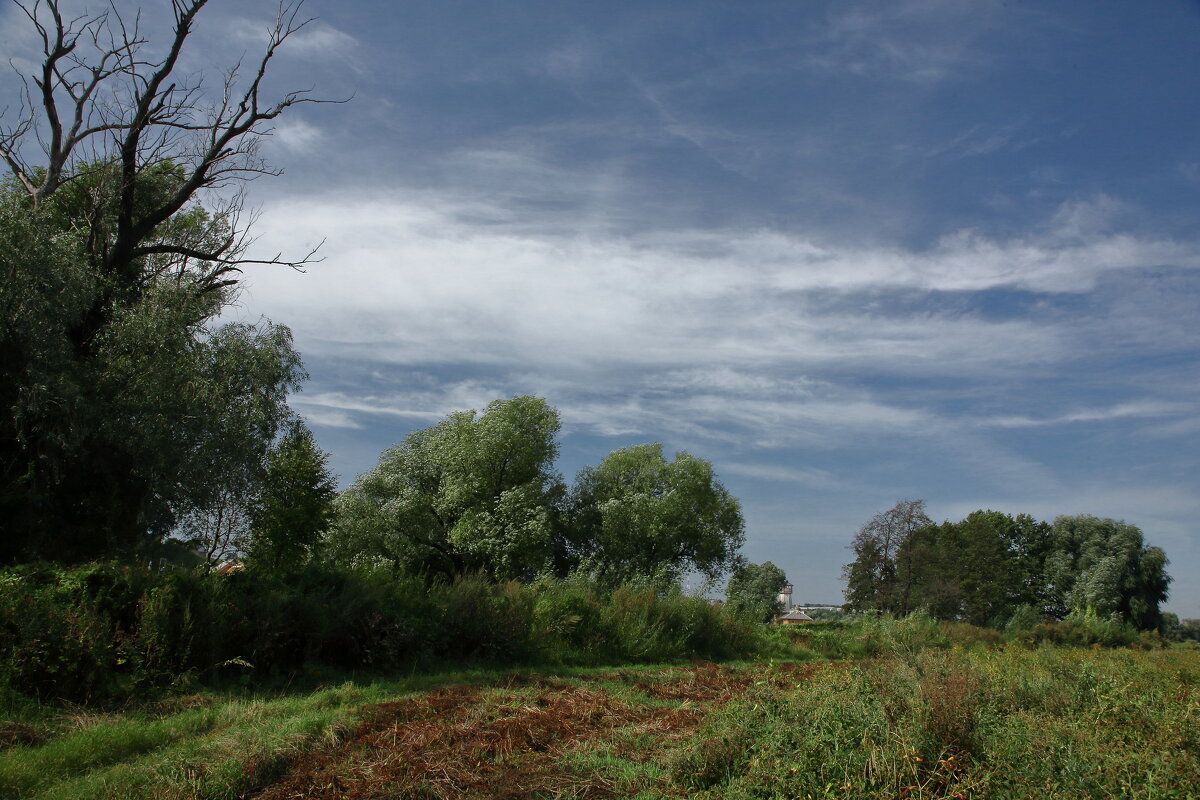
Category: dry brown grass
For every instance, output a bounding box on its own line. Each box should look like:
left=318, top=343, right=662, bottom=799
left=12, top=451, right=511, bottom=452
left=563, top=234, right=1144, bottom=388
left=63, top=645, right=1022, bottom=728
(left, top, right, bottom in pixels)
left=245, top=663, right=775, bottom=800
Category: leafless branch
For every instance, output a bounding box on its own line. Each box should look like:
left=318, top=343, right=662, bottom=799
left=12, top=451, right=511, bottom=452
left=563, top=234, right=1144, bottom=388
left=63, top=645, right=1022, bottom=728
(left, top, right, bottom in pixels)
left=1, top=0, right=344, bottom=286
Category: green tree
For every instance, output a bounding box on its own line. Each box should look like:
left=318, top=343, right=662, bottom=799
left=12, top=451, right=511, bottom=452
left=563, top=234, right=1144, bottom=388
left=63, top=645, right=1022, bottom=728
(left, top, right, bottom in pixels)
left=842, top=499, right=931, bottom=613
left=568, top=444, right=744, bottom=585
left=246, top=421, right=337, bottom=572
left=895, top=510, right=1053, bottom=625
left=725, top=561, right=788, bottom=623
left=0, top=1, right=325, bottom=561
left=329, top=396, right=565, bottom=581
left=1044, top=515, right=1171, bottom=629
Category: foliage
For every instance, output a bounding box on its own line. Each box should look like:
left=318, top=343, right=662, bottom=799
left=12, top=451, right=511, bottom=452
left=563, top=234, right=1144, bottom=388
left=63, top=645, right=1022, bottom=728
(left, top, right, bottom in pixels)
left=665, top=647, right=1199, bottom=799
left=0, top=562, right=760, bottom=704
left=1, top=648, right=1195, bottom=800
left=329, top=396, right=565, bottom=580
left=894, top=510, right=1052, bottom=625
left=0, top=0, right=321, bottom=562
left=724, top=561, right=788, bottom=623
left=568, top=443, right=745, bottom=584
left=843, top=503, right=1171, bottom=630
left=1044, top=514, right=1171, bottom=629
left=245, top=421, right=337, bottom=571
left=842, top=499, right=931, bottom=614
left=1178, top=618, right=1200, bottom=642
left=332, top=398, right=746, bottom=588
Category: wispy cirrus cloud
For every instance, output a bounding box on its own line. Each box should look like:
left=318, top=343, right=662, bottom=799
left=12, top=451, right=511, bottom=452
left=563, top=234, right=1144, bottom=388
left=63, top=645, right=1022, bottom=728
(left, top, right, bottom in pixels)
left=979, top=401, right=1193, bottom=429
left=239, top=189, right=1198, bottom=377
left=808, top=0, right=1005, bottom=83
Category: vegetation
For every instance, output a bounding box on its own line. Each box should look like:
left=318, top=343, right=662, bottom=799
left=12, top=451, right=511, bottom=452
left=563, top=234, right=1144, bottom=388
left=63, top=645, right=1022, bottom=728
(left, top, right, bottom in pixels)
left=567, top=443, right=745, bottom=584
left=329, top=396, right=567, bottom=580
left=0, top=0, right=327, bottom=565
left=0, top=562, right=762, bottom=704
left=245, top=422, right=337, bottom=572
left=0, top=5, right=1192, bottom=798
left=0, top=617, right=1195, bottom=799
left=844, top=501, right=1172, bottom=631
left=725, top=561, right=789, bottom=623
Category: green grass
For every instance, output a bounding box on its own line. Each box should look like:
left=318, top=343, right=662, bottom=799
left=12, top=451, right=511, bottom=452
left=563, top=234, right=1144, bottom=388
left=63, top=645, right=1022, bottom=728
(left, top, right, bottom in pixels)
left=0, top=661, right=693, bottom=800
left=2, top=643, right=1197, bottom=799
left=662, top=647, right=1200, bottom=799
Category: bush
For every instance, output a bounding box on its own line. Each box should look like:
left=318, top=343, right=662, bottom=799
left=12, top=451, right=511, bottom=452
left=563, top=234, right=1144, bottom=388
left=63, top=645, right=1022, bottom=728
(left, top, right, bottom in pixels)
left=0, top=570, right=113, bottom=702
left=1020, top=609, right=1141, bottom=648
left=0, top=564, right=763, bottom=702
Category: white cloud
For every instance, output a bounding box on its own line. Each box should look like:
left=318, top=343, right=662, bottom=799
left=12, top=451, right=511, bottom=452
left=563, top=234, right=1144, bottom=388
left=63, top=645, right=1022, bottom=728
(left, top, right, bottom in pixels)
left=285, top=24, right=360, bottom=57
left=229, top=188, right=1199, bottom=467
left=810, top=0, right=1003, bottom=83
left=980, top=401, right=1192, bottom=429
left=722, top=462, right=842, bottom=489
left=238, top=190, right=1197, bottom=371
left=271, top=119, right=323, bottom=153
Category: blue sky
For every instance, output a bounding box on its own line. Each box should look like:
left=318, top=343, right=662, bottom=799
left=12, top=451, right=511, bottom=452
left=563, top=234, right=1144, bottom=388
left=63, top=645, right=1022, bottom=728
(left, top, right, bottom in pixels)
left=4, top=1, right=1198, bottom=614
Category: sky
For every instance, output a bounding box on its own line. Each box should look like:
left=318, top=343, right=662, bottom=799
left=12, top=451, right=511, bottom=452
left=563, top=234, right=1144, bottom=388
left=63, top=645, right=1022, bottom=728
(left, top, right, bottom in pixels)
left=3, top=0, right=1199, bottom=615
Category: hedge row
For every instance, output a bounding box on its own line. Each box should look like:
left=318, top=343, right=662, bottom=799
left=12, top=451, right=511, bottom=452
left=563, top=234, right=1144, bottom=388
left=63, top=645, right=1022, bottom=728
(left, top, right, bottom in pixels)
left=0, top=563, right=759, bottom=702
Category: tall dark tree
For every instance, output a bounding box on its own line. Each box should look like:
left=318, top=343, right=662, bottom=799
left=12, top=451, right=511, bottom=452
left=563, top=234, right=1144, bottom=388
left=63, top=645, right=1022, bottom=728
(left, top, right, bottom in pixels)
left=0, top=0, right=330, bottom=561
left=894, top=511, right=1053, bottom=625
left=842, top=499, right=932, bottom=613
left=246, top=421, right=337, bottom=572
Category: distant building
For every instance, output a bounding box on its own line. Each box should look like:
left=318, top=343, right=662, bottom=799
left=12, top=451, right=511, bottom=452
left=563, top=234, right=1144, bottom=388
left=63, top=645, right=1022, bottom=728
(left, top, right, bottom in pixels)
left=776, top=609, right=815, bottom=625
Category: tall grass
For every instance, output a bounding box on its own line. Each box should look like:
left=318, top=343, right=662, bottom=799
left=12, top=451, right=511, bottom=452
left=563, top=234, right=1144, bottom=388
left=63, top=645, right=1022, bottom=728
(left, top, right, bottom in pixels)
left=667, top=647, right=1199, bottom=798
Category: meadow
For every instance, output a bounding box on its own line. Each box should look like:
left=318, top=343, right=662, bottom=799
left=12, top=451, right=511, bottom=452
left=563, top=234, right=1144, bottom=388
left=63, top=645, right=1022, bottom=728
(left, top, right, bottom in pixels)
left=1, top=616, right=1196, bottom=799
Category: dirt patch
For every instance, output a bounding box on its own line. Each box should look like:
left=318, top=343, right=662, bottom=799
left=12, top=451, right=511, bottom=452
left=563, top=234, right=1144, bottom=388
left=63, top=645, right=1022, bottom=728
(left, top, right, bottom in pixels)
left=244, top=663, right=777, bottom=800
left=630, top=661, right=818, bottom=704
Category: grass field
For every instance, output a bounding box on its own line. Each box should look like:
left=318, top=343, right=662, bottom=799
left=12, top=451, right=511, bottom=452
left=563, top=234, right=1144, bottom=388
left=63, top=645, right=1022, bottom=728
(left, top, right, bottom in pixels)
left=1, top=645, right=1197, bottom=799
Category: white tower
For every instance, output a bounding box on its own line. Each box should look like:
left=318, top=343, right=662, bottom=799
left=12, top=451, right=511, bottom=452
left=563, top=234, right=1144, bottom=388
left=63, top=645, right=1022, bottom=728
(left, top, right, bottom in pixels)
left=776, top=582, right=793, bottom=611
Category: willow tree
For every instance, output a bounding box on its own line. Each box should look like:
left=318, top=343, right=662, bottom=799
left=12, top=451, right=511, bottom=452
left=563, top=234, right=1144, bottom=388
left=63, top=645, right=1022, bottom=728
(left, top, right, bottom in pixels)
left=0, top=0, right=331, bottom=561
left=330, top=396, right=566, bottom=581
left=568, top=444, right=745, bottom=585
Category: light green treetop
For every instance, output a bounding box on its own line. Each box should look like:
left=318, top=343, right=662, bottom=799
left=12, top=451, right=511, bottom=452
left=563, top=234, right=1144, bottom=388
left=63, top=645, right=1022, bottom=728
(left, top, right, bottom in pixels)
left=329, top=395, right=564, bottom=581
left=568, top=443, right=745, bottom=584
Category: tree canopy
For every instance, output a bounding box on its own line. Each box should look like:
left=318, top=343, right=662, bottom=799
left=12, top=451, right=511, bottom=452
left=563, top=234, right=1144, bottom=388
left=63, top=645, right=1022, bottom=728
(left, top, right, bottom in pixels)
left=329, top=396, right=565, bottom=581
left=725, top=561, right=788, bottom=623
left=568, top=444, right=744, bottom=584
left=841, top=500, right=932, bottom=615
left=1044, top=515, right=1170, bottom=630
left=843, top=502, right=1171, bottom=630
left=330, top=400, right=747, bottom=586
left=246, top=421, right=337, bottom=572
left=0, top=1, right=324, bottom=562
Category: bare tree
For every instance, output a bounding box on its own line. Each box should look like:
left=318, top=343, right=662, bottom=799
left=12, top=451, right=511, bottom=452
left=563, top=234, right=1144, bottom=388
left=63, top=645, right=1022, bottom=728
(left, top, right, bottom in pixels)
left=1, top=0, right=336, bottom=293
left=176, top=481, right=255, bottom=565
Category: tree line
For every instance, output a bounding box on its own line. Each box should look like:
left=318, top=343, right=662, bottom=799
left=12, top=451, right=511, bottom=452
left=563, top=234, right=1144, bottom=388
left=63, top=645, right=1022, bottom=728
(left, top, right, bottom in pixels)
left=842, top=500, right=1172, bottom=630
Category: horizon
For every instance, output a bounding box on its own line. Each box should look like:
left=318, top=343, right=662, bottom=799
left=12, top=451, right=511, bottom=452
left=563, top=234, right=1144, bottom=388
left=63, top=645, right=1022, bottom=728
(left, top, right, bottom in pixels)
left=3, top=0, right=1196, bottom=615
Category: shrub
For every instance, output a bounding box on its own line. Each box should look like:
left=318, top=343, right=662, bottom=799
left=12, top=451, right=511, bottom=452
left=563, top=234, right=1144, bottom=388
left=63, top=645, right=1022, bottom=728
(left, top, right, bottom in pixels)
left=0, top=564, right=765, bottom=702
left=1020, top=609, right=1140, bottom=648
